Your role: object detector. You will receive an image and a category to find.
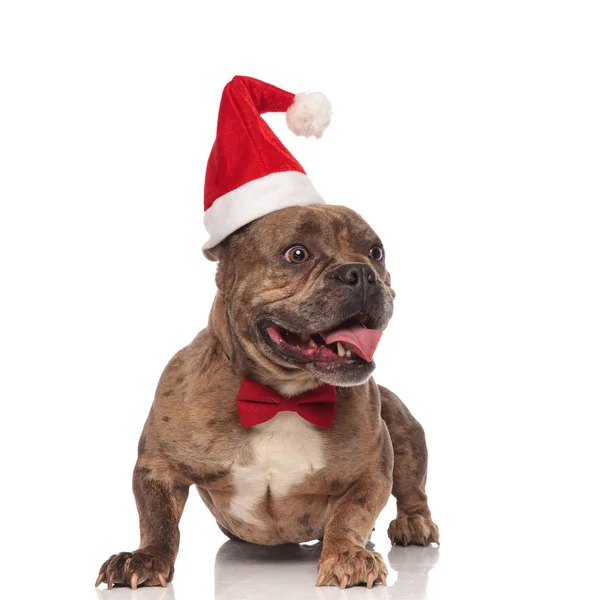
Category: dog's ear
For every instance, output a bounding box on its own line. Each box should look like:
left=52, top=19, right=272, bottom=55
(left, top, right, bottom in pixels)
left=203, top=241, right=228, bottom=262
left=203, top=247, right=220, bottom=262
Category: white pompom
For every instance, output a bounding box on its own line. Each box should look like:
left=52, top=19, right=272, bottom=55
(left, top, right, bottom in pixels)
left=286, top=92, right=332, bottom=138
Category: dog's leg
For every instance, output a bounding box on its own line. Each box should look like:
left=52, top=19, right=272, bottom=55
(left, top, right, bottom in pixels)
left=379, top=384, right=440, bottom=546
left=317, top=438, right=392, bottom=589
left=95, top=463, right=189, bottom=589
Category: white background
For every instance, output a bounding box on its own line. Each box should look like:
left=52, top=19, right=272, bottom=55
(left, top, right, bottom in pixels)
left=1, top=1, right=599, bottom=599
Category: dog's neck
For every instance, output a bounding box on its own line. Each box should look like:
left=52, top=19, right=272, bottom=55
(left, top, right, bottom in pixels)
left=208, top=293, right=321, bottom=397
left=208, top=292, right=235, bottom=360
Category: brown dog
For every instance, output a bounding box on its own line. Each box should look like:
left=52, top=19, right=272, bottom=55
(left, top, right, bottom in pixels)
left=95, top=204, right=439, bottom=590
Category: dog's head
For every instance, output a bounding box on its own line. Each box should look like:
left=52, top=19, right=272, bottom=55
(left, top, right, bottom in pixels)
left=206, top=205, right=395, bottom=389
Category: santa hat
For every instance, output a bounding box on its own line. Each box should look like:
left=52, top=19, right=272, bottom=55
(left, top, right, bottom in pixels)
left=203, top=75, right=332, bottom=252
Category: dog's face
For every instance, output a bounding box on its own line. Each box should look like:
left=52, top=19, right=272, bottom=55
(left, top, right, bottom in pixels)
left=208, top=205, right=395, bottom=388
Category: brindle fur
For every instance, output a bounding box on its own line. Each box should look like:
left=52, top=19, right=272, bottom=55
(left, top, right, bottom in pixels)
left=96, top=205, right=438, bottom=590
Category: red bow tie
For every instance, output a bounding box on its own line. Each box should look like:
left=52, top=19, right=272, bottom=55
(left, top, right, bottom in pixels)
left=237, top=378, right=337, bottom=428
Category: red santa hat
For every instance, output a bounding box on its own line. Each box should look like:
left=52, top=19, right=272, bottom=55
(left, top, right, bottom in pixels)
left=203, top=75, right=332, bottom=252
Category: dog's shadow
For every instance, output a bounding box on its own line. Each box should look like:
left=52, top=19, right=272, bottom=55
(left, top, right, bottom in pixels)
left=213, top=539, right=440, bottom=599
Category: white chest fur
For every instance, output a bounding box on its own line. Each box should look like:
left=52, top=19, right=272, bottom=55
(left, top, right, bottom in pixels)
left=228, top=412, right=326, bottom=526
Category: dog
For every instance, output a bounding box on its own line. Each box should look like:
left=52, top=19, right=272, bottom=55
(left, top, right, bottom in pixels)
left=95, top=203, right=439, bottom=590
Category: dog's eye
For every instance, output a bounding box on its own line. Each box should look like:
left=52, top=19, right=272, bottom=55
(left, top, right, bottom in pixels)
left=284, top=245, right=310, bottom=264
left=369, top=245, right=384, bottom=262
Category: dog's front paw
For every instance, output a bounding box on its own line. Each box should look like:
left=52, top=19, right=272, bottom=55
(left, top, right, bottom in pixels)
left=388, top=514, right=440, bottom=546
left=316, top=545, right=387, bottom=589
left=95, top=550, right=173, bottom=589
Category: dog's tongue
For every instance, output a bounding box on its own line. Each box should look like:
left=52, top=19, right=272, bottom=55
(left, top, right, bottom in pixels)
left=322, top=326, right=383, bottom=362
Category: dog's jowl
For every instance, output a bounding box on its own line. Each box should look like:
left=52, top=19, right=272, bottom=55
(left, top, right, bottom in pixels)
left=96, top=76, right=438, bottom=591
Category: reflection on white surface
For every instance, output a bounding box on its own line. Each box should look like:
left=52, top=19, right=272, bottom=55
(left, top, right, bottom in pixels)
left=96, top=584, right=176, bottom=600
left=214, top=541, right=322, bottom=599
left=213, top=540, right=439, bottom=600
left=388, top=545, right=440, bottom=597
left=89, top=517, right=600, bottom=600
left=92, top=541, right=440, bottom=600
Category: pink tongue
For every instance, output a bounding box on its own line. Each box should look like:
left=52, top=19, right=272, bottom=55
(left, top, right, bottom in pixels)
left=322, top=326, right=383, bottom=362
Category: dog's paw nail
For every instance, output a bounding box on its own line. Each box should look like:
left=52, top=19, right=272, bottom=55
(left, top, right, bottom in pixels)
left=130, top=572, right=138, bottom=590
left=340, top=575, right=349, bottom=589
left=367, top=570, right=375, bottom=589
left=107, top=572, right=115, bottom=590
left=380, top=573, right=387, bottom=586
left=158, top=573, right=167, bottom=588
left=316, top=574, right=325, bottom=587
left=95, top=572, right=104, bottom=587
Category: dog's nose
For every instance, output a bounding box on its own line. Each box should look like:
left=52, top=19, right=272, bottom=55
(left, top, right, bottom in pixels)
left=335, top=263, right=377, bottom=287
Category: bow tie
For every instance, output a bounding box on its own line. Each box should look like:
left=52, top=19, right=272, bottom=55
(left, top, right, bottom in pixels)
left=237, top=378, right=337, bottom=428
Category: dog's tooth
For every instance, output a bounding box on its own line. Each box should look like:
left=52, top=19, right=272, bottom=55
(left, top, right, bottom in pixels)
left=308, top=338, right=317, bottom=348
left=337, top=342, right=346, bottom=357
left=346, top=350, right=352, bottom=358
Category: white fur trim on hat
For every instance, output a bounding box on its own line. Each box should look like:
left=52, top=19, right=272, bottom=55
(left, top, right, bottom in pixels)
left=286, top=92, right=332, bottom=139
left=203, top=171, right=325, bottom=252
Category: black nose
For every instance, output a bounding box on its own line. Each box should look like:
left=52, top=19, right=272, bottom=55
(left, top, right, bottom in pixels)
left=335, top=263, right=377, bottom=287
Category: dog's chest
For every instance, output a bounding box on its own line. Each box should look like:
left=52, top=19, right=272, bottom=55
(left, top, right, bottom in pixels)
left=228, top=413, right=326, bottom=525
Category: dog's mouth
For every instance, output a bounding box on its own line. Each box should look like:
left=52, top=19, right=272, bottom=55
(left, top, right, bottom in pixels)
left=260, top=315, right=383, bottom=367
